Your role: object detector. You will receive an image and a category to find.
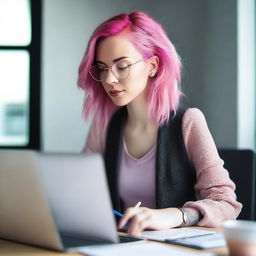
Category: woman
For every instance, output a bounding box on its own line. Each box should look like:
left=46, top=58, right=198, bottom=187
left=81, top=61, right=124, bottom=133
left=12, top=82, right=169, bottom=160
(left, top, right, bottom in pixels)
left=77, top=11, right=242, bottom=237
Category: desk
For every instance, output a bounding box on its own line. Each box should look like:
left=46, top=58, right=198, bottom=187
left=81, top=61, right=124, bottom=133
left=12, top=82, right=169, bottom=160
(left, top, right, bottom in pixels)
left=0, top=228, right=229, bottom=256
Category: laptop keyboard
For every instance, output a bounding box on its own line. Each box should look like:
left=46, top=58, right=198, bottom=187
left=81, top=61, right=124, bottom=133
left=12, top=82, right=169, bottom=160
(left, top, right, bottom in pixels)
left=119, top=235, right=142, bottom=243
left=61, top=234, right=111, bottom=248
left=61, top=234, right=142, bottom=248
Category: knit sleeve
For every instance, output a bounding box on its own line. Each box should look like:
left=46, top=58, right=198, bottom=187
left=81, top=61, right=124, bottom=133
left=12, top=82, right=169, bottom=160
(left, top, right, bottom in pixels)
left=83, top=119, right=107, bottom=155
left=182, top=108, right=242, bottom=227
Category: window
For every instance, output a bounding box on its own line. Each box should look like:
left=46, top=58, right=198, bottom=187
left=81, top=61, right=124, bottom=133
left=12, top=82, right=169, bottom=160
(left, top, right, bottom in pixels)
left=0, top=0, right=41, bottom=149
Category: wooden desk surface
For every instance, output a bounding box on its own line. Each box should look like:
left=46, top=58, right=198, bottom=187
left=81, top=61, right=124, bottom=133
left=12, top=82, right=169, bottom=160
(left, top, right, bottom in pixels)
left=0, top=227, right=229, bottom=256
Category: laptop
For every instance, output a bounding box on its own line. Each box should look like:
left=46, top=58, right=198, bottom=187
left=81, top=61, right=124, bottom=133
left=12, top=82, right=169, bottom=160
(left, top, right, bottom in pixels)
left=0, top=150, right=140, bottom=251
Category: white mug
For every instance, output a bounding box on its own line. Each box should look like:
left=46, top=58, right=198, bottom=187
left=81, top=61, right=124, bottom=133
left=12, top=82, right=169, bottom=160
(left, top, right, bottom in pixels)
left=222, top=220, right=256, bottom=256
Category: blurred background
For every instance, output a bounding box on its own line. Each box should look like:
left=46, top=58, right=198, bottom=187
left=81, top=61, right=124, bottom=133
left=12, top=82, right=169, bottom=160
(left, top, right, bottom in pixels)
left=0, top=0, right=255, bottom=152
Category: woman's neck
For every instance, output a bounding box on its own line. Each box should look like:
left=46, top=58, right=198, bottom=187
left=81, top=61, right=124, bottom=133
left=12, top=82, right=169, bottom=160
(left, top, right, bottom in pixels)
left=126, top=95, right=156, bottom=129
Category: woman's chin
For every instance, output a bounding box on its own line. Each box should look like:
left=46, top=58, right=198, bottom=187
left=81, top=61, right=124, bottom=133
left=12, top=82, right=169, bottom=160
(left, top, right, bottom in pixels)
left=112, top=101, right=128, bottom=107
left=110, top=97, right=130, bottom=107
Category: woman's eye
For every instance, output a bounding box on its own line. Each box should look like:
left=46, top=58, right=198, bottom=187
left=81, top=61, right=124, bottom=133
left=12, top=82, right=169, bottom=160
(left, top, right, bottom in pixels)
left=97, top=66, right=107, bottom=72
left=117, top=64, right=129, bottom=70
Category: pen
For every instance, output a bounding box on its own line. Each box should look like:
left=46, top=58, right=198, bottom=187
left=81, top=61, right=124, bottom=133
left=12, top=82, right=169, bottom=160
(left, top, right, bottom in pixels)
left=134, top=201, right=141, bottom=208
left=112, top=202, right=141, bottom=217
left=112, top=209, right=123, bottom=217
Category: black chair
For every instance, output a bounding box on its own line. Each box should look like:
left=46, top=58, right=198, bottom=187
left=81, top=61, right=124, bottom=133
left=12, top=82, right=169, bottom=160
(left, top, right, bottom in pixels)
left=218, top=149, right=255, bottom=220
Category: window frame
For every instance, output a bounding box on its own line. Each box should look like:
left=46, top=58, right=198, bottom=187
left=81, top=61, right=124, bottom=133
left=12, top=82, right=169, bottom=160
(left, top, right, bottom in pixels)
left=0, top=0, right=41, bottom=150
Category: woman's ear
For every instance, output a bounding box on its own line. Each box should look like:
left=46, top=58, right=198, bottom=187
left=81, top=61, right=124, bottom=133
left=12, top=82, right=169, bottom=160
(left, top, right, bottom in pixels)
left=148, top=56, right=159, bottom=78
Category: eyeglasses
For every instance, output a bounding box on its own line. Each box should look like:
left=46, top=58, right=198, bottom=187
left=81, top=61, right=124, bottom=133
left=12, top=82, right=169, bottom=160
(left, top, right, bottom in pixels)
left=89, top=57, right=150, bottom=82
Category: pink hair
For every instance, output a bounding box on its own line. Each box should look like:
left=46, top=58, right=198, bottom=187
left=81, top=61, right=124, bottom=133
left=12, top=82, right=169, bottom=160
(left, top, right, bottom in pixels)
left=77, top=11, right=182, bottom=127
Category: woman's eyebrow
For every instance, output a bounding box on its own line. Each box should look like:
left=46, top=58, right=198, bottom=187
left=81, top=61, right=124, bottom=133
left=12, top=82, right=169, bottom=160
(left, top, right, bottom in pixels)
left=95, top=56, right=129, bottom=65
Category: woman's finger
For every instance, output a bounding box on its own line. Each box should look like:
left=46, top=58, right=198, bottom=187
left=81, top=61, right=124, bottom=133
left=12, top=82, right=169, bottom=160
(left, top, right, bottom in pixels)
left=118, top=207, right=143, bottom=229
left=127, top=212, right=152, bottom=237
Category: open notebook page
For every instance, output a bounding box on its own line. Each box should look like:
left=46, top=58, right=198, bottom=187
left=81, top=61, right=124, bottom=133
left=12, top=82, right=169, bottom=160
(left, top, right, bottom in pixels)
left=140, top=227, right=215, bottom=241
left=74, top=241, right=215, bottom=256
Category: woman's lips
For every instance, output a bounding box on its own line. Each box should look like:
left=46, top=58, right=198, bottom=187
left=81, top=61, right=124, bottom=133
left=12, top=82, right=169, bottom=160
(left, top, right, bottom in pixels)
left=109, top=90, right=124, bottom=97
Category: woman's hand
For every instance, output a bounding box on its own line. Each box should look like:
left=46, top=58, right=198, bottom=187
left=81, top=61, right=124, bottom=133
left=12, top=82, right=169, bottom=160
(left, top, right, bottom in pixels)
left=118, top=207, right=184, bottom=237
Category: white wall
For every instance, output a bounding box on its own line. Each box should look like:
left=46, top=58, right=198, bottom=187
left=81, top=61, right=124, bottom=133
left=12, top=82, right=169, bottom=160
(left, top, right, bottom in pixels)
left=41, top=0, right=245, bottom=152
left=42, top=0, right=90, bottom=152
left=237, top=0, right=255, bottom=149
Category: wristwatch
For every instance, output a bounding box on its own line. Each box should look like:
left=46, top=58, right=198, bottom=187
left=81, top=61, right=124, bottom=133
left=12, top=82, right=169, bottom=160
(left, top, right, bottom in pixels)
left=177, top=207, right=187, bottom=227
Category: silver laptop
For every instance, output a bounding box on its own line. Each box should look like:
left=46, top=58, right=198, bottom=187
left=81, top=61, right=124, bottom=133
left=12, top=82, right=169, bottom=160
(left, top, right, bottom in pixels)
left=0, top=150, right=139, bottom=251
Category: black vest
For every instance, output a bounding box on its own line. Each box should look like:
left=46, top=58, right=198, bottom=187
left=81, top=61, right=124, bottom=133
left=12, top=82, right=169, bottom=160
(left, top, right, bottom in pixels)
left=104, top=107, right=196, bottom=212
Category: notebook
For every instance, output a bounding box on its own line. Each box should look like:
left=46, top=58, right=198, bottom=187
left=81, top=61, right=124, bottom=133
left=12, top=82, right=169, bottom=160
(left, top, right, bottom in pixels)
left=0, top=150, right=140, bottom=251
left=165, top=231, right=226, bottom=249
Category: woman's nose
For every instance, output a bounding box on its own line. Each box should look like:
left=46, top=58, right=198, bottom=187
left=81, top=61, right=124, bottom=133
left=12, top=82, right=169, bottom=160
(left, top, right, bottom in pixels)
left=103, top=69, right=119, bottom=84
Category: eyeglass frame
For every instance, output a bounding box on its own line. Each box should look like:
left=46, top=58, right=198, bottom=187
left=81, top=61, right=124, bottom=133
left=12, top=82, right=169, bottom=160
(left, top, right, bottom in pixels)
left=89, top=55, right=153, bottom=82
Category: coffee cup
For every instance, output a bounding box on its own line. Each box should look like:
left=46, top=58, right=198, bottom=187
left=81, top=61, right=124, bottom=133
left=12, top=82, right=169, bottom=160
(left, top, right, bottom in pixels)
left=222, top=220, right=256, bottom=256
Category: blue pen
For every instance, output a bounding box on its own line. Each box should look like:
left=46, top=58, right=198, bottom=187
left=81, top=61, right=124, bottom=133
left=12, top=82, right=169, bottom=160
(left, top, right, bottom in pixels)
left=112, top=209, right=123, bottom=217
left=112, top=202, right=141, bottom=217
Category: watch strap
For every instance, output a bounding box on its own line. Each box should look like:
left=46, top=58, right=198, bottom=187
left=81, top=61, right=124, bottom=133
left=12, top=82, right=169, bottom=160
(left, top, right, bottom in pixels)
left=177, top=207, right=187, bottom=227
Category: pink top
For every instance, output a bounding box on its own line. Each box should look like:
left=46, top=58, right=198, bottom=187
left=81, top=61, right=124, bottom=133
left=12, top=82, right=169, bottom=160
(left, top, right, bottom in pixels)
left=84, top=108, right=242, bottom=227
left=119, top=138, right=156, bottom=209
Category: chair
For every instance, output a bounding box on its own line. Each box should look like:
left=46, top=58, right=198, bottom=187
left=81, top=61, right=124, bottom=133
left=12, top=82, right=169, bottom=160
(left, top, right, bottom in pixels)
left=218, top=149, right=255, bottom=220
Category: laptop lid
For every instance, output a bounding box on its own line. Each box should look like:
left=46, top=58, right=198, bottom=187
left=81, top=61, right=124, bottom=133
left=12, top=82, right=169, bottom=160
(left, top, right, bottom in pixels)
left=0, top=150, right=63, bottom=250
left=37, top=152, right=118, bottom=243
left=0, top=150, right=118, bottom=251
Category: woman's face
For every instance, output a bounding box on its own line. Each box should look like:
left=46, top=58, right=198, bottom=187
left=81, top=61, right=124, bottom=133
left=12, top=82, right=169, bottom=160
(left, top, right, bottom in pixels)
left=95, top=34, right=156, bottom=106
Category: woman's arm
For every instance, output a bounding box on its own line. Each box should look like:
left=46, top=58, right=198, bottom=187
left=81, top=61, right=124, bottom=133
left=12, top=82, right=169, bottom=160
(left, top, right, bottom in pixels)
left=182, top=108, right=242, bottom=227
left=83, top=119, right=107, bottom=154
